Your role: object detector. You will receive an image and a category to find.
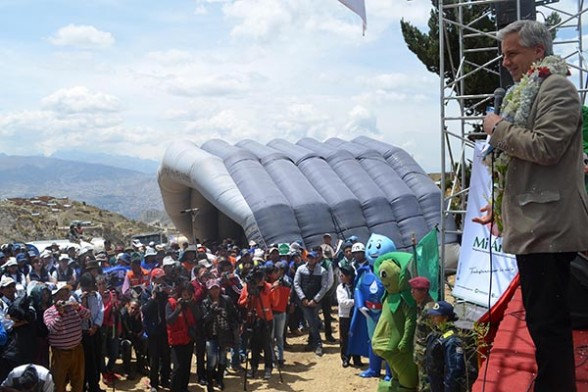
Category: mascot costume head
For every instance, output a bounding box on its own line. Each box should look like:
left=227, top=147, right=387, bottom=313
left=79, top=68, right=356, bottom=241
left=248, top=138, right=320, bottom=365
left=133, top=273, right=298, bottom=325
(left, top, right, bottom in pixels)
left=365, top=233, right=396, bottom=265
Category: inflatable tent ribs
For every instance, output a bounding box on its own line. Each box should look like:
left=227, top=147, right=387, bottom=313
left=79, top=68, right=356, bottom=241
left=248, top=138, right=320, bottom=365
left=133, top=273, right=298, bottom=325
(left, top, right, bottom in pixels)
left=158, top=137, right=448, bottom=250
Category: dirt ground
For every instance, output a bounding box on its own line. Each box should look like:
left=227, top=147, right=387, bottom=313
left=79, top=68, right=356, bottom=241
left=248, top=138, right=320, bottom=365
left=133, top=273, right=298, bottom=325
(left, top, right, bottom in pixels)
left=100, top=280, right=456, bottom=392
left=99, top=314, right=381, bottom=392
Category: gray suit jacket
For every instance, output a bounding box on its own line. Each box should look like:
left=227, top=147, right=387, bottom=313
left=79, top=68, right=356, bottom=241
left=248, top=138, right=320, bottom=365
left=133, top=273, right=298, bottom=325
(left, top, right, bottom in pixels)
left=490, top=74, right=588, bottom=255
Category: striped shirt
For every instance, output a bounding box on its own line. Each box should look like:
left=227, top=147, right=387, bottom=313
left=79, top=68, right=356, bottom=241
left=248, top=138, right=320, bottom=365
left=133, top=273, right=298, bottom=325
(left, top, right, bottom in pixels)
left=43, top=304, right=90, bottom=350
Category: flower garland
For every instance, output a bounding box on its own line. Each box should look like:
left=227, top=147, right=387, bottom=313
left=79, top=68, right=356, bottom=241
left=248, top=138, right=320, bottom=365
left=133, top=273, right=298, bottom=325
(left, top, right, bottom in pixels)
left=484, top=55, right=570, bottom=233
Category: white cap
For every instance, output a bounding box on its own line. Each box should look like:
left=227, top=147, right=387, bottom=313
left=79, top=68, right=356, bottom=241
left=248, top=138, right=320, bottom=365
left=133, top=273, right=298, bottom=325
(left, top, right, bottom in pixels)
left=0, top=276, right=16, bottom=288
left=351, top=242, right=365, bottom=253
left=4, top=257, right=18, bottom=268
left=40, top=249, right=53, bottom=259
left=162, top=256, right=176, bottom=267
left=59, top=254, right=70, bottom=262
left=144, top=247, right=157, bottom=257
left=198, top=259, right=212, bottom=268
left=51, top=281, right=72, bottom=295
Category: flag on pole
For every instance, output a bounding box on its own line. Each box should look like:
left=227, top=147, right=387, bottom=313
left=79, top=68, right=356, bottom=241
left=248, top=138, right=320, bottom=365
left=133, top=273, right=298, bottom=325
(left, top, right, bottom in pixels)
left=338, top=0, right=366, bottom=35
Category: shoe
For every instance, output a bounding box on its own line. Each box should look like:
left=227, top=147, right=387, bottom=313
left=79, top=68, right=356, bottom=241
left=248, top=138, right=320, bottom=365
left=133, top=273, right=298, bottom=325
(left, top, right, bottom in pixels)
left=342, top=359, right=350, bottom=368
left=352, top=357, right=363, bottom=367
left=246, top=368, right=256, bottom=379
left=315, top=346, right=323, bottom=356
left=263, top=368, right=272, bottom=380
left=325, top=335, right=337, bottom=343
left=198, top=377, right=208, bottom=386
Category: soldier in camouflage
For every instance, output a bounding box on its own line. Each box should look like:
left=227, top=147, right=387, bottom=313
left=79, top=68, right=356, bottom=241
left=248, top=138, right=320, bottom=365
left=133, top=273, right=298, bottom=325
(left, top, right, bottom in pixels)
left=410, top=276, right=434, bottom=392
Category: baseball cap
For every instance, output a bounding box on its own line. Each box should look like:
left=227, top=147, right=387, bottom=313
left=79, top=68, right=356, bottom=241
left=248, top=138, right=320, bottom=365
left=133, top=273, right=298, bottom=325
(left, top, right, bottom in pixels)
left=144, top=247, right=157, bottom=257
left=206, top=278, right=221, bottom=290
left=16, top=254, right=27, bottom=263
left=0, top=276, right=16, bottom=288
left=307, top=251, right=319, bottom=259
left=4, top=257, right=18, bottom=268
left=51, top=282, right=72, bottom=296
left=162, top=256, right=176, bottom=267
left=150, top=268, right=166, bottom=280
left=427, top=301, right=457, bottom=319
left=351, top=243, right=365, bottom=253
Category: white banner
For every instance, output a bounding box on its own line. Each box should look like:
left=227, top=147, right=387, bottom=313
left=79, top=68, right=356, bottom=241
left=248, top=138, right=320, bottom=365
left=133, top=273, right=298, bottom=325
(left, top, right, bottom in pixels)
left=452, top=142, right=518, bottom=307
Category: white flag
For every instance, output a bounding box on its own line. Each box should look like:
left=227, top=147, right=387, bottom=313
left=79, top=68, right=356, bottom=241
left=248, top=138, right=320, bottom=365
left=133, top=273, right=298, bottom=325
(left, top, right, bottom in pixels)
left=338, top=0, right=366, bottom=35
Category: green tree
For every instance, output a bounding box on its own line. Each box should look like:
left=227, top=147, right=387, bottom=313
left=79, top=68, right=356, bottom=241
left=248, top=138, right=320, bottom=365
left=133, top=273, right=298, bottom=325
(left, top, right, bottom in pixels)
left=400, top=1, right=561, bottom=114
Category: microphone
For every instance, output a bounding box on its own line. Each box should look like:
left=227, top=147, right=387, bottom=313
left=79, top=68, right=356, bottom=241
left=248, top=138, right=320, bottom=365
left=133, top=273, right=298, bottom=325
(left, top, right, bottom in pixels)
left=180, top=208, right=199, bottom=214
left=482, top=87, right=506, bottom=157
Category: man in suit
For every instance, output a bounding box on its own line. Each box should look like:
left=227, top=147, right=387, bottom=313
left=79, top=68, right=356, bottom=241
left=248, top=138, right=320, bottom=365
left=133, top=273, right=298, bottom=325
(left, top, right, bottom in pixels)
left=477, top=20, right=588, bottom=392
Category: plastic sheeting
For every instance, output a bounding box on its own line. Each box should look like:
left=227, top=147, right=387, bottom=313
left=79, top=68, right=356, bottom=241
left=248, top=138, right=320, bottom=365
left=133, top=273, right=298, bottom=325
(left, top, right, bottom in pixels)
left=158, top=137, right=452, bottom=249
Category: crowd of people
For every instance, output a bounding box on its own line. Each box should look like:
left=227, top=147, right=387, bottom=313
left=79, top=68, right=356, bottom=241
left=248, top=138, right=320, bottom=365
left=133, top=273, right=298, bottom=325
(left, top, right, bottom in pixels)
left=0, top=230, right=476, bottom=392
left=0, top=232, right=377, bottom=392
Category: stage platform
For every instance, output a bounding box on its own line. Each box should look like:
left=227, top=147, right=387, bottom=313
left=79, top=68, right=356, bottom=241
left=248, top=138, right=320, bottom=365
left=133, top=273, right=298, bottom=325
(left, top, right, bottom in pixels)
left=472, top=286, right=588, bottom=392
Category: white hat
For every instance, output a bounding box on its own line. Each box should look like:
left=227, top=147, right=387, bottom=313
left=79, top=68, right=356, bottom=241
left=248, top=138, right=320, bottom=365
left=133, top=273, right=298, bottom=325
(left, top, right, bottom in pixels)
left=162, top=256, right=176, bottom=267
left=78, top=245, right=93, bottom=256
left=40, top=249, right=53, bottom=259
left=198, top=259, right=212, bottom=268
left=4, top=257, right=18, bottom=268
left=0, top=276, right=16, bottom=288
left=59, top=254, right=70, bottom=262
left=51, top=281, right=72, bottom=295
left=351, top=242, right=365, bottom=253
left=144, top=247, right=157, bottom=257
left=248, top=240, right=257, bottom=247
left=155, top=244, right=165, bottom=252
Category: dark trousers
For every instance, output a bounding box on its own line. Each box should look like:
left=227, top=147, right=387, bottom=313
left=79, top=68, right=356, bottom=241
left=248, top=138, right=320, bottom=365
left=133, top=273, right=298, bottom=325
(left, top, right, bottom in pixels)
left=517, top=252, right=576, bottom=392
left=195, top=335, right=206, bottom=380
left=339, top=316, right=361, bottom=364
left=288, top=304, right=303, bottom=332
left=121, top=335, right=147, bottom=374
left=148, top=333, right=171, bottom=388
left=250, top=320, right=273, bottom=370
left=171, top=342, right=194, bottom=392
left=321, top=294, right=333, bottom=337
left=82, top=331, right=101, bottom=392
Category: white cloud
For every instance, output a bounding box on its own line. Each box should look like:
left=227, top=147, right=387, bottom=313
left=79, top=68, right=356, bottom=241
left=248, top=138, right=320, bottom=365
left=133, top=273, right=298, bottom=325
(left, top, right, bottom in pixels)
left=41, top=86, right=121, bottom=114
left=48, top=24, right=115, bottom=49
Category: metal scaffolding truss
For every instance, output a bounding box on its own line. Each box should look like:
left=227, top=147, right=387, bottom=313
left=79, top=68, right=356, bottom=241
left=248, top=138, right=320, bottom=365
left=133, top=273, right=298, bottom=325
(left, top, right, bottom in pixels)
left=438, top=0, right=588, bottom=282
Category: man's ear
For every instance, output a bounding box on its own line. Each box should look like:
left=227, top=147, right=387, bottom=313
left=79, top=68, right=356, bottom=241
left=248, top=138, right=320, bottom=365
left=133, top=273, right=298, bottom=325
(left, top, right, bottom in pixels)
left=535, top=44, right=546, bottom=59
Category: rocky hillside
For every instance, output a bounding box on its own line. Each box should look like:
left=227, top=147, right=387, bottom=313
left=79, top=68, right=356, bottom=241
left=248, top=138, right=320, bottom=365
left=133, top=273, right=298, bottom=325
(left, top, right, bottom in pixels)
left=0, top=196, right=166, bottom=244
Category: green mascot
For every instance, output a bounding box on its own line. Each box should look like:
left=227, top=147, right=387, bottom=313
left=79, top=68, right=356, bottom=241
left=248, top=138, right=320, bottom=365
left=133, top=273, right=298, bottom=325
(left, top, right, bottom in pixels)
left=372, top=252, right=419, bottom=392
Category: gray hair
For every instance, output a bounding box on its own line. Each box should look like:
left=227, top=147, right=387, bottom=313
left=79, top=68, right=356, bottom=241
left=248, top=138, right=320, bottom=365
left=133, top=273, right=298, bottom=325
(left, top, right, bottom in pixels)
left=497, top=20, right=553, bottom=55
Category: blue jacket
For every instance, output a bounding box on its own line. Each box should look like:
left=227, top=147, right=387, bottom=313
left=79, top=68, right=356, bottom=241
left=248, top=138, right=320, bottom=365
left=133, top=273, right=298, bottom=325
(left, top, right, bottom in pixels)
left=425, top=327, right=467, bottom=392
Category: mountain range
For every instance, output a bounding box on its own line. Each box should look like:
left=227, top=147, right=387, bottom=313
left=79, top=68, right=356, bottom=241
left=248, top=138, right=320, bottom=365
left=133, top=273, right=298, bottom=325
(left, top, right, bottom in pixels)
left=0, top=153, right=165, bottom=222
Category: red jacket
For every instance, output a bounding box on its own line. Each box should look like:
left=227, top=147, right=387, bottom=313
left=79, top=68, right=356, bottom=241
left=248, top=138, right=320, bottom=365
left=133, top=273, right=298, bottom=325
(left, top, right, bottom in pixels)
left=238, top=282, right=276, bottom=321
left=271, top=284, right=291, bottom=313
left=191, top=279, right=206, bottom=303
left=166, top=298, right=196, bottom=346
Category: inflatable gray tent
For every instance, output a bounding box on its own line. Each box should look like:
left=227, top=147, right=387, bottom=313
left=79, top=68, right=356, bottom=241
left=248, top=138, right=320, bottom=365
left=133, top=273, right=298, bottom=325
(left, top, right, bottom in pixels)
left=158, top=137, right=456, bottom=250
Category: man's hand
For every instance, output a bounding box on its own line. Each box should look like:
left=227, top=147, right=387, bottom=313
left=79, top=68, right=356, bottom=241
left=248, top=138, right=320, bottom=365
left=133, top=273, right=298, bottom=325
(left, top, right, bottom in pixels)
left=88, top=325, right=98, bottom=336
left=70, top=301, right=80, bottom=311
left=483, top=113, right=503, bottom=136
left=302, top=299, right=309, bottom=307
left=472, top=204, right=493, bottom=225
left=307, top=300, right=317, bottom=308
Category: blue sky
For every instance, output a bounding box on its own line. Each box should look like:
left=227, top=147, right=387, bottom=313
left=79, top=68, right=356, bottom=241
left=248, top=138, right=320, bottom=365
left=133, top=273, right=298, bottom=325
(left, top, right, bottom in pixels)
left=0, top=0, right=583, bottom=172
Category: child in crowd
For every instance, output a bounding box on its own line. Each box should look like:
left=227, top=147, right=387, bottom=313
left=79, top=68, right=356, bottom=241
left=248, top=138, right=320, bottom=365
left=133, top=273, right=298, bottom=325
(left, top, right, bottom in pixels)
left=336, top=265, right=362, bottom=368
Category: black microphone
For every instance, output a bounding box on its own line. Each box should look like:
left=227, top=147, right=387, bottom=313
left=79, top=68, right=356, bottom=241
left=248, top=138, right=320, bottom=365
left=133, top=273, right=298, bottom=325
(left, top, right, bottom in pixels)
left=482, top=87, right=506, bottom=157
left=493, top=87, right=505, bottom=115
